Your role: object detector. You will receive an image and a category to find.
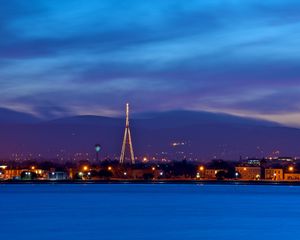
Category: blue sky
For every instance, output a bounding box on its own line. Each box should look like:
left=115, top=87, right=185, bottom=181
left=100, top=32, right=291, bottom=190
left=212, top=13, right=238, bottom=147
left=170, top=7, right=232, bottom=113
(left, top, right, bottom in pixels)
left=1, top=0, right=300, bottom=126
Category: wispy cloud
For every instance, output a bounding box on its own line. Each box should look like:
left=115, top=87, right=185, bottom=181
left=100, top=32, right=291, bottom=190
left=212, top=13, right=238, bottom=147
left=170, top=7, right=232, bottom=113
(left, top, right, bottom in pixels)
left=0, top=0, right=300, bottom=125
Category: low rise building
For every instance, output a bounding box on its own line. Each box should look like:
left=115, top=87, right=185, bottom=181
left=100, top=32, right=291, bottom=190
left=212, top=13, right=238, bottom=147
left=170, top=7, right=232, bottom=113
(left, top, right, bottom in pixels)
left=128, top=168, right=163, bottom=179
left=265, top=168, right=283, bottom=181
left=48, top=172, right=68, bottom=180
left=246, top=159, right=261, bottom=166
left=284, top=173, right=300, bottom=181
left=204, top=169, right=227, bottom=179
left=3, top=169, right=23, bottom=180
left=21, top=171, right=37, bottom=180
left=236, top=166, right=261, bottom=180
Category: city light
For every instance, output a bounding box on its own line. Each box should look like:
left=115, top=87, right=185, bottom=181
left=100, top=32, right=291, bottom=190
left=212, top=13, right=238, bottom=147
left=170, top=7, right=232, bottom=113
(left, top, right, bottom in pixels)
left=108, top=166, right=112, bottom=171
left=199, top=166, right=204, bottom=171
left=289, top=166, right=294, bottom=172
left=83, top=166, right=88, bottom=171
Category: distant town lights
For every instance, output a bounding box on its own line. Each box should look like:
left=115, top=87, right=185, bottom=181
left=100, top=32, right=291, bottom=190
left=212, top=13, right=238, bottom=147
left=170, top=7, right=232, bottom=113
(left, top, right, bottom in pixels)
left=172, top=142, right=186, bottom=147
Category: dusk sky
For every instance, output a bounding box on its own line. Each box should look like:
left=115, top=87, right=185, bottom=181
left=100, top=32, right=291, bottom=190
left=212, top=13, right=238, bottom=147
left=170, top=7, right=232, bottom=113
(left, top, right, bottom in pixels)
left=1, top=0, right=300, bottom=126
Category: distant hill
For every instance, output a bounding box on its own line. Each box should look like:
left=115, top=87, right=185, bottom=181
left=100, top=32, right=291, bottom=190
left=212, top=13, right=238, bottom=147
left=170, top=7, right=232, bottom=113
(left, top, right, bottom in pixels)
left=0, top=108, right=40, bottom=124
left=132, top=110, right=281, bottom=129
left=0, top=108, right=299, bottom=160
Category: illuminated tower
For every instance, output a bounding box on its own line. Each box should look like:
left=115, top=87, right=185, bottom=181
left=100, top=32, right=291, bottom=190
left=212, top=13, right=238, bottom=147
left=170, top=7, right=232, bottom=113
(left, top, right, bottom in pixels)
left=120, top=103, right=135, bottom=164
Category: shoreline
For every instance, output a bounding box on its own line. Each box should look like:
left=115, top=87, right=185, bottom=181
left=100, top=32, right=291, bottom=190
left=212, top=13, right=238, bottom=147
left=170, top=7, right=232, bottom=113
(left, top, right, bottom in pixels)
left=1, top=179, right=300, bottom=185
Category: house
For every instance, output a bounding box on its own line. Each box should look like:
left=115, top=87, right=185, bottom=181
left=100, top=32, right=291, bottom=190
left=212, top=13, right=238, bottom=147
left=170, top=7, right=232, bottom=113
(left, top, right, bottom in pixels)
left=235, top=166, right=261, bottom=180
left=284, top=173, right=300, bottom=181
left=265, top=168, right=283, bottom=181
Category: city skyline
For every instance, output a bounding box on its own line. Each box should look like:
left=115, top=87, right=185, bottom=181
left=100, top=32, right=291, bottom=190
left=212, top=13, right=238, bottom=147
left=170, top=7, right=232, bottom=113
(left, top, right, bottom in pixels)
left=1, top=1, right=300, bottom=126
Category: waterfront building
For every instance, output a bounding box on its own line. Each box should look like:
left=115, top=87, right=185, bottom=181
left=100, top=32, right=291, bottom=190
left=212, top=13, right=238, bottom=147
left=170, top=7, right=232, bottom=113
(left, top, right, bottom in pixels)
left=4, top=169, right=24, bottom=180
left=265, top=168, right=283, bottom=181
left=204, top=169, right=227, bottom=179
left=21, top=171, right=37, bottom=180
left=235, top=166, right=261, bottom=180
left=284, top=173, right=300, bottom=181
left=128, top=168, right=163, bottom=180
left=48, top=172, right=68, bottom=180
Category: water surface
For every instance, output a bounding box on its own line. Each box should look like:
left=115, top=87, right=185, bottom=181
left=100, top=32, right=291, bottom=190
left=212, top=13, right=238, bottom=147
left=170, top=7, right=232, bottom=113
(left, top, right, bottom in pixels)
left=0, top=184, right=299, bottom=240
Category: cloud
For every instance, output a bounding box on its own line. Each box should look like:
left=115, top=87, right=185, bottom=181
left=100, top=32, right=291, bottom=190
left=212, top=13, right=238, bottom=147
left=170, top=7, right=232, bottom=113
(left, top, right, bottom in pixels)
left=0, top=0, right=300, bottom=126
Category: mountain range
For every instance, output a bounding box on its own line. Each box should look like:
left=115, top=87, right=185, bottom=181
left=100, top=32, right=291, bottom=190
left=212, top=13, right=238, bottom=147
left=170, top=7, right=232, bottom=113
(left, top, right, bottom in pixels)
left=0, top=107, right=299, bottom=160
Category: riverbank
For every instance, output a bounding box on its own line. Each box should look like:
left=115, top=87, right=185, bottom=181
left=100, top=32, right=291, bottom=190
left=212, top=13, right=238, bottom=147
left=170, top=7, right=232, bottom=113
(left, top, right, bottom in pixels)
left=2, top=179, right=300, bottom=185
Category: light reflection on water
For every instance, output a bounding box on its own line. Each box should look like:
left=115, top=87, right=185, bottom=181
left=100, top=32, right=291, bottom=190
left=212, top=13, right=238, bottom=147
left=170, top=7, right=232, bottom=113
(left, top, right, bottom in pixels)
left=0, top=184, right=299, bottom=240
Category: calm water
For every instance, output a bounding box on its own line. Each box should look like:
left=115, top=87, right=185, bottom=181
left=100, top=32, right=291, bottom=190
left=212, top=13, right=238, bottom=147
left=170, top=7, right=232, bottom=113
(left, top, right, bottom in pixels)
left=0, top=184, right=299, bottom=240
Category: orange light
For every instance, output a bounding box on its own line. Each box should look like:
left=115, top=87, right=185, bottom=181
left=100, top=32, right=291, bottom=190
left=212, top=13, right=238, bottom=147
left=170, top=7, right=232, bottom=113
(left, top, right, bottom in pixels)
left=152, top=167, right=155, bottom=171
left=289, top=166, right=294, bottom=172
left=31, top=166, right=35, bottom=170
left=83, top=166, right=88, bottom=171
left=108, top=166, right=112, bottom=171
left=243, top=167, right=247, bottom=171
left=199, top=166, right=204, bottom=171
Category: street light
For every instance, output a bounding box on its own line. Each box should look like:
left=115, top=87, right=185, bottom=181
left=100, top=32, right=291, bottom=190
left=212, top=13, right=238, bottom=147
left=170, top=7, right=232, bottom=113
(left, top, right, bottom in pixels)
left=83, top=166, right=88, bottom=171
left=289, top=166, right=294, bottom=172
